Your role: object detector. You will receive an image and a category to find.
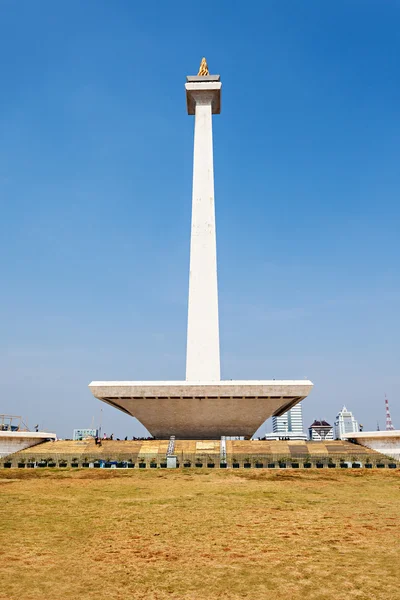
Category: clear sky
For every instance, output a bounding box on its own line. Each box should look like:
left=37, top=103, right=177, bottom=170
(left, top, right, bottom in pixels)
left=1, top=0, right=399, bottom=438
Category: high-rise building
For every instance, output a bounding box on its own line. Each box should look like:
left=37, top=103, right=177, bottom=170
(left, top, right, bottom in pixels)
left=273, top=403, right=304, bottom=434
left=334, top=406, right=359, bottom=439
left=265, top=403, right=307, bottom=440
left=308, top=420, right=334, bottom=441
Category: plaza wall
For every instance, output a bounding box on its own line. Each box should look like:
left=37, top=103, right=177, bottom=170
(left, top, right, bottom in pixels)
left=1, top=438, right=397, bottom=469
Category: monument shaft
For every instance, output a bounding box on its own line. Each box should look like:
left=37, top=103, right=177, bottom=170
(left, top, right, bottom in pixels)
left=186, top=82, right=221, bottom=381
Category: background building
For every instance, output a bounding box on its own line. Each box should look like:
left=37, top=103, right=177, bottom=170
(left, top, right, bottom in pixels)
left=265, top=403, right=307, bottom=440
left=334, top=405, right=359, bottom=439
left=73, top=428, right=98, bottom=441
left=309, top=420, right=334, bottom=441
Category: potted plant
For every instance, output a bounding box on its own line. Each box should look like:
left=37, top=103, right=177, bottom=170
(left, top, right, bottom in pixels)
left=220, top=461, right=227, bottom=468
left=17, top=458, right=26, bottom=469
left=150, top=458, right=157, bottom=469
left=3, top=460, right=12, bottom=468
left=37, top=459, right=47, bottom=468
left=327, top=458, right=336, bottom=469
left=316, top=460, right=324, bottom=468
left=388, top=462, right=397, bottom=469
left=207, top=458, right=215, bottom=468
left=232, top=457, right=240, bottom=469
left=291, top=461, right=299, bottom=469
left=159, top=461, right=166, bottom=468
left=340, top=458, right=348, bottom=469
left=93, top=460, right=101, bottom=469
left=365, top=457, right=372, bottom=469
left=278, top=459, right=286, bottom=469
left=138, top=457, right=146, bottom=469
left=254, top=459, right=263, bottom=469
left=183, top=459, right=192, bottom=468
left=243, top=457, right=251, bottom=469
left=47, top=457, right=56, bottom=467
left=195, top=459, right=203, bottom=467
left=376, top=462, right=385, bottom=469
left=267, top=462, right=275, bottom=469
left=117, top=461, right=126, bottom=468
left=71, top=458, right=79, bottom=468
left=303, top=456, right=312, bottom=469
left=58, top=459, right=67, bottom=468
left=82, top=457, right=90, bottom=468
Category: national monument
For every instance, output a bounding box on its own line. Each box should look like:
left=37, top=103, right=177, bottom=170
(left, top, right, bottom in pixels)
left=89, top=60, right=313, bottom=439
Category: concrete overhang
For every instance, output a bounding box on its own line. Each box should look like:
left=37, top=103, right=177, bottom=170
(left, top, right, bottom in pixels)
left=89, top=380, right=313, bottom=440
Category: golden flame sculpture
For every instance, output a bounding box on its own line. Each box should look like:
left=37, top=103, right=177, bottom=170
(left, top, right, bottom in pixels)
left=197, top=57, right=209, bottom=76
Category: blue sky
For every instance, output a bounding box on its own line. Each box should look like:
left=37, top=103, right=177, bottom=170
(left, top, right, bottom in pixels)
left=1, top=0, right=399, bottom=438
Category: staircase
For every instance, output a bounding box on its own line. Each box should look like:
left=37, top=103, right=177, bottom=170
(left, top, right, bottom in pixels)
left=167, top=436, right=176, bottom=457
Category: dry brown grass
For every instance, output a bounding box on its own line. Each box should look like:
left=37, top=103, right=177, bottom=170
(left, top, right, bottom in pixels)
left=0, top=469, right=399, bottom=600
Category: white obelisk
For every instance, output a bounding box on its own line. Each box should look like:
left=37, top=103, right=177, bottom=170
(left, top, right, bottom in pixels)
left=89, top=60, right=314, bottom=440
left=185, top=60, right=221, bottom=381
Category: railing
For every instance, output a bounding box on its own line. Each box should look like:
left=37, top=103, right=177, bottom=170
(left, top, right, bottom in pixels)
left=1, top=452, right=398, bottom=469
left=0, top=414, right=27, bottom=432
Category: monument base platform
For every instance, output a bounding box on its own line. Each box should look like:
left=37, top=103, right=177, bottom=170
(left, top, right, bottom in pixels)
left=89, top=380, right=313, bottom=439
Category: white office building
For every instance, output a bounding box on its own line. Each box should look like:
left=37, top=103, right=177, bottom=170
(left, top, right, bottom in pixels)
left=265, top=403, right=307, bottom=440
left=334, top=406, right=359, bottom=439
left=308, top=420, right=334, bottom=441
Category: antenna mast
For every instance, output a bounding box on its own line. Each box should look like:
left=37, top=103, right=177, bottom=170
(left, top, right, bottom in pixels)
left=385, top=395, right=395, bottom=431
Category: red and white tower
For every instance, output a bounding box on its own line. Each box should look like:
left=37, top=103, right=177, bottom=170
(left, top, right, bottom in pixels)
left=385, top=395, right=395, bottom=431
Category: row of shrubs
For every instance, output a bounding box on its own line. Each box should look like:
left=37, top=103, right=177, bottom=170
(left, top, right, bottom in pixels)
left=1, top=459, right=398, bottom=469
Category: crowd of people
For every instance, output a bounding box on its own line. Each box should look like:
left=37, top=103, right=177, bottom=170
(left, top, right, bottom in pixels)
left=94, top=434, right=154, bottom=445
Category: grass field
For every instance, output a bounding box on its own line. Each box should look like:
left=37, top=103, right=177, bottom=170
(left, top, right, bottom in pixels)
left=0, top=469, right=399, bottom=600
